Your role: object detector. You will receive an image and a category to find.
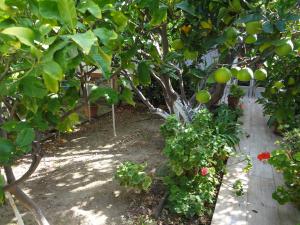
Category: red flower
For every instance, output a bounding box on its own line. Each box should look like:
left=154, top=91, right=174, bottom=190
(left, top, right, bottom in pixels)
left=201, top=167, right=209, bottom=176
left=257, top=152, right=271, bottom=161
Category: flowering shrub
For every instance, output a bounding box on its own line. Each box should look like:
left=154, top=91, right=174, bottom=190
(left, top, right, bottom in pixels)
left=115, top=161, right=152, bottom=192
left=257, top=152, right=271, bottom=161
left=259, top=129, right=300, bottom=208
left=161, top=107, right=242, bottom=217
left=201, top=167, right=209, bottom=176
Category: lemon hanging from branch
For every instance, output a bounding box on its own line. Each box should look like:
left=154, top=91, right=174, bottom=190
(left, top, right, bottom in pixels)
left=200, top=19, right=212, bottom=30
left=196, top=90, right=211, bottom=104
left=181, top=24, right=192, bottom=35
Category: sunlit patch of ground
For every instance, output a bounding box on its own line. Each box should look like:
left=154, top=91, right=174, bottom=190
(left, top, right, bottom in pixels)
left=0, top=106, right=165, bottom=225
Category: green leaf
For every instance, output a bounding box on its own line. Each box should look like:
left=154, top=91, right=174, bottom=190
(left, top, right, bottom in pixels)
left=78, top=0, right=102, bottom=19
left=57, top=112, right=79, bottom=132
left=149, top=6, right=167, bottom=26
left=89, top=86, right=118, bottom=104
left=285, top=14, right=300, bottom=21
left=0, top=138, right=15, bottom=165
left=38, top=0, right=60, bottom=20
left=275, top=20, right=286, bottom=32
left=57, top=0, right=77, bottom=30
left=70, top=30, right=97, bottom=55
left=43, top=73, right=59, bottom=93
left=0, top=174, right=5, bottom=204
left=120, top=88, right=135, bottom=106
left=142, top=176, right=152, bottom=191
left=1, top=27, right=35, bottom=46
left=1, top=121, right=30, bottom=133
left=0, top=174, right=4, bottom=186
left=137, top=61, right=151, bottom=85
left=111, top=11, right=128, bottom=31
left=93, top=27, right=118, bottom=48
left=262, top=21, right=274, bottom=34
left=175, top=1, right=196, bottom=16
left=184, top=49, right=198, bottom=60
left=0, top=0, right=10, bottom=11
left=88, top=45, right=112, bottom=78
left=20, top=75, right=48, bottom=98
left=235, top=13, right=263, bottom=24
left=137, top=0, right=159, bottom=10
left=294, top=152, right=300, bottom=161
left=43, top=40, right=68, bottom=62
left=16, top=128, right=35, bottom=147
left=42, top=60, right=64, bottom=81
left=54, top=44, right=80, bottom=71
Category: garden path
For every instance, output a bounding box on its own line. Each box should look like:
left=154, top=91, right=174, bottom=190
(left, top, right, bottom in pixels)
left=211, top=97, right=300, bottom=225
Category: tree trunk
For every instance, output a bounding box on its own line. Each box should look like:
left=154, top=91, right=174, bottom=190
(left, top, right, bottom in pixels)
left=207, top=83, right=226, bottom=109
left=4, top=167, right=50, bottom=225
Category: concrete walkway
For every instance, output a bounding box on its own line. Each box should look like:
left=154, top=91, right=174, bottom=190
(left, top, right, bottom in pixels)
left=211, top=98, right=300, bottom=225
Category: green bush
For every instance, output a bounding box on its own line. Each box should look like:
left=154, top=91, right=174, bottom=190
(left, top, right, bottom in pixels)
left=213, top=104, right=243, bottom=146
left=229, top=85, right=245, bottom=99
left=115, top=161, right=152, bottom=192
left=268, top=129, right=300, bottom=208
left=257, top=55, right=300, bottom=130
left=161, top=108, right=242, bottom=217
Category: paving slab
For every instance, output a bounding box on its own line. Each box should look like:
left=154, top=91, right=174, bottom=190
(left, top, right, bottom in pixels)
left=211, top=98, right=300, bottom=225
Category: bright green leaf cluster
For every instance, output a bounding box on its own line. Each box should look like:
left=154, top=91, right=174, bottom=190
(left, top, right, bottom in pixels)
left=115, top=161, right=152, bottom=192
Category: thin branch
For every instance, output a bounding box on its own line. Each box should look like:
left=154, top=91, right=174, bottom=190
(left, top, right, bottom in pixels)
left=3, top=152, right=42, bottom=192
left=160, top=23, right=169, bottom=58
left=0, top=59, right=11, bottom=82
left=61, top=102, right=85, bottom=121
left=178, top=72, right=188, bottom=105
left=123, top=72, right=169, bottom=119
left=151, top=71, right=167, bottom=90
left=6, top=192, right=25, bottom=225
left=4, top=166, right=50, bottom=225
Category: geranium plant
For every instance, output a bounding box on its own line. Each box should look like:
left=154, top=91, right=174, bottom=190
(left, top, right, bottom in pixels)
left=115, top=161, right=152, bottom=192
left=258, top=129, right=300, bottom=208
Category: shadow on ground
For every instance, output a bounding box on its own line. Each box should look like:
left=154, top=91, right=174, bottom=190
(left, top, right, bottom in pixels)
left=0, top=108, right=165, bottom=225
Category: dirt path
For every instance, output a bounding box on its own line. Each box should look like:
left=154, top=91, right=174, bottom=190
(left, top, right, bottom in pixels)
left=0, top=107, right=165, bottom=225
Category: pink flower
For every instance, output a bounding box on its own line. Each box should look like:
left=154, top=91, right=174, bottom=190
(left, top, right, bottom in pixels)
left=257, top=152, right=271, bottom=161
left=201, top=167, right=208, bottom=176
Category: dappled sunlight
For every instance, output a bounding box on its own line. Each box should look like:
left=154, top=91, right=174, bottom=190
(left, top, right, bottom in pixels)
left=0, top=111, right=165, bottom=225
left=70, top=178, right=113, bottom=193
left=212, top=99, right=300, bottom=225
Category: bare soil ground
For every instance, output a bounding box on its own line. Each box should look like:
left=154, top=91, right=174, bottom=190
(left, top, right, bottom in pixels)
left=0, top=106, right=166, bottom=225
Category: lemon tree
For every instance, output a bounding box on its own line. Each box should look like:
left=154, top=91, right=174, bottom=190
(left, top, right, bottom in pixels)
left=0, top=1, right=123, bottom=224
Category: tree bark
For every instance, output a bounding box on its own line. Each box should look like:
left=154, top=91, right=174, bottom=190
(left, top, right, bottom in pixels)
left=4, top=167, right=50, bottom=225
left=159, top=23, right=179, bottom=113
left=207, top=83, right=226, bottom=109
left=3, top=154, right=41, bottom=192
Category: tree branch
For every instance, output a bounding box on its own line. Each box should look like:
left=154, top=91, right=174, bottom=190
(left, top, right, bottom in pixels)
left=4, top=166, right=50, bottom=225
left=3, top=152, right=42, bottom=192
left=160, top=23, right=169, bottom=58
left=123, top=72, right=169, bottom=119
left=0, top=59, right=11, bottom=82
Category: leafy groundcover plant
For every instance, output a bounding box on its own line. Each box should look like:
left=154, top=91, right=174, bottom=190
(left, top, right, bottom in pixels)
left=160, top=105, right=242, bottom=217
left=267, top=129, right=300, bottom=208
left=115, top=162, right=152, bottom=192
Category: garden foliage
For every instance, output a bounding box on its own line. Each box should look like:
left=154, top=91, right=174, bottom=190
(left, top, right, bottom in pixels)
left=258, top=55, right=300, bottom=131
left=268, top=129, right=300, bottom=208
left=115, top=161, right=152, bottom=192
left=160, top=105, right=242, bottom=217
